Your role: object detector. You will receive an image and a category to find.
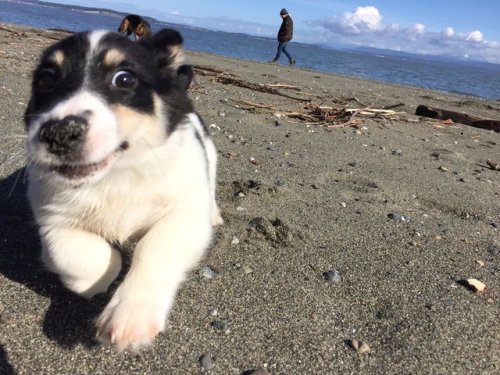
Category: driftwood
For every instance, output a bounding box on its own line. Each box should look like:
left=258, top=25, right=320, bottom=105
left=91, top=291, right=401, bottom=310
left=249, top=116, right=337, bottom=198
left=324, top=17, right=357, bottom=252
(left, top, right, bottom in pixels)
left=416, top=105, right=500, bottom=132
left=216, top=75, right=310, bottom=101
left=486, top=159, right=500, bottom=171
left=193, top=65, right=310, bottom=101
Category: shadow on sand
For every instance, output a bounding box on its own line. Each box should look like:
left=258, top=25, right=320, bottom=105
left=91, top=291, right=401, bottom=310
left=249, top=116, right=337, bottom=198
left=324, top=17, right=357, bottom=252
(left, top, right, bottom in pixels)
left=0, top=168, right=109, bottom=350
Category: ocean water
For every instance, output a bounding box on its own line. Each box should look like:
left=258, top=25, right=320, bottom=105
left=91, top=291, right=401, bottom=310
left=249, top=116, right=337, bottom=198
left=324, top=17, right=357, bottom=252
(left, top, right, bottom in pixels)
left=2, top=0, right=500, bottom=100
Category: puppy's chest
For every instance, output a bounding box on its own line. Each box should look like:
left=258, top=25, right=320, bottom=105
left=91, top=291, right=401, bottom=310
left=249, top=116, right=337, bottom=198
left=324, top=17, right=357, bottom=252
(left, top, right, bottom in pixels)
left=70, top=188, right=172, bottom=243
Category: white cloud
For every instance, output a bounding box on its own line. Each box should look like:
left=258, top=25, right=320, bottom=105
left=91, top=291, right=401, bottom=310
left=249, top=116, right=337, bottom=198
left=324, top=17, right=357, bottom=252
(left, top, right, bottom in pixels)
left=412, top=23, right=425, bottom=34
left=317, top=6, right=383, bottom=35
left=466, top=30, right=483, bottom=42
left=310, top=6, right=500, bottom=63
left=443, top=27, right=455, bottom=37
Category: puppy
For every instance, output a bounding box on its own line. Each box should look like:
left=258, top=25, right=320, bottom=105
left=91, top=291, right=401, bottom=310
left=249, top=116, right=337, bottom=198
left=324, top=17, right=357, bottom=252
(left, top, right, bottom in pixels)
left=118, top=14, right=152, bottom=40
left=25, top=28, right=223, bottom=351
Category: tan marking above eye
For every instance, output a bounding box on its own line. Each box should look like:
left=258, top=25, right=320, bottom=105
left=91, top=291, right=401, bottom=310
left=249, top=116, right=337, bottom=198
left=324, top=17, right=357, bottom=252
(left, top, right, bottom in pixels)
left=50, top=50, right=65, bottom=66
left=104, top=49, right=126, bottom=67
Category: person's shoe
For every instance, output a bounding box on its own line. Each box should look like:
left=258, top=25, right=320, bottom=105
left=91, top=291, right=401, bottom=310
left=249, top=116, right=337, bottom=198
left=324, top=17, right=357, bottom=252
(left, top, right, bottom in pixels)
left=268, top=59, right=277, bottom=64
left=289, top=58, right=296, bottom=66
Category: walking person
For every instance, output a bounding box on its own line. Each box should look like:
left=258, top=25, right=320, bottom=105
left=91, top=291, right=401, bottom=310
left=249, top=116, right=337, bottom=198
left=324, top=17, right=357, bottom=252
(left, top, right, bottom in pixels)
left=269, top=8, right=296, bottom=66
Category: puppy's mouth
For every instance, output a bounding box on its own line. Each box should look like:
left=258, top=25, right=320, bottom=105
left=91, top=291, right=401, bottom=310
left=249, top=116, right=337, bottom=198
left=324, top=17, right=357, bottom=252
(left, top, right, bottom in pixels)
left=51, top=141, right=128, bottom=180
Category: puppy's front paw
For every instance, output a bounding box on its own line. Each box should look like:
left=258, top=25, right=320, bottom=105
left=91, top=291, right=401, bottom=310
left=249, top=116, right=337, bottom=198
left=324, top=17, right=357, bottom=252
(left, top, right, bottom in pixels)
left=96, top=291, right=168, bottom=351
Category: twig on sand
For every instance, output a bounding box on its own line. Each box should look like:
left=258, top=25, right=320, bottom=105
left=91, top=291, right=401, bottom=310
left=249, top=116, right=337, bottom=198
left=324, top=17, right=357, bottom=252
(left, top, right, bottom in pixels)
left=216, top=75, right=311, bottom=102
left=230, top=99, right=279, bottom=111
left=486, top=159, right=500, bottom=171
left=267, top=83, right=302, bottom=91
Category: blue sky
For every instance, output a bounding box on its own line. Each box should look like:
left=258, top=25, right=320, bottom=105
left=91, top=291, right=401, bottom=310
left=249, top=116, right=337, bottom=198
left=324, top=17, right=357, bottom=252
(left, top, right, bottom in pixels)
left=49, top=1, right=500, bottom=63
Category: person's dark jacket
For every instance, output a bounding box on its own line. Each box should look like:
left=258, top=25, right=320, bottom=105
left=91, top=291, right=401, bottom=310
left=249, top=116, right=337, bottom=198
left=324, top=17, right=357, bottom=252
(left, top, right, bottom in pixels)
left=277, top=15, right=293, bottom=42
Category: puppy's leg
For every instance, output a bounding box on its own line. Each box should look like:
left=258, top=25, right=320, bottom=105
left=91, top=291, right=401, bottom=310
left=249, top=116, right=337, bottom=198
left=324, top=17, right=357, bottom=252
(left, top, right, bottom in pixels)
left=95, top=206, right=212, bottom=351
left=40, top=227, right=122, bottom=298
left=205, top=138, right=223, bottom=226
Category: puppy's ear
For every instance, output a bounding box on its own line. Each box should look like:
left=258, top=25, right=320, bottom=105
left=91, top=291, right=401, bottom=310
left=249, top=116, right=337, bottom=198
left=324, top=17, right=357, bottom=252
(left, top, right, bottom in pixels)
left=152, top=29, right=185, bottom=71
left=176, top=64, right=194, bottom=90
left=118, top=17, right=129, bottom=33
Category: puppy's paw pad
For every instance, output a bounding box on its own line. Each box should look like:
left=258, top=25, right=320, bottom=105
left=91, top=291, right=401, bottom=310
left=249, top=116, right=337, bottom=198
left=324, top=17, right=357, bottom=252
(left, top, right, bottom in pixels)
left=96, top=300, right=166, bottom=351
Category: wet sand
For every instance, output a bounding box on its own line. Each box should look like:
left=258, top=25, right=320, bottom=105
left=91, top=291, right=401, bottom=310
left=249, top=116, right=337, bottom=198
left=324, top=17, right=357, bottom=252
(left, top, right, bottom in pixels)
left=0, top=24, right=499, bottom=374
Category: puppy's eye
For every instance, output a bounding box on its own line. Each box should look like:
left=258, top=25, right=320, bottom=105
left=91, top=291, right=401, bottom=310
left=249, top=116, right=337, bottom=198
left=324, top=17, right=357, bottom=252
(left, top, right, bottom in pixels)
left=112, top=70, right=136, bottom=88
left=36, top=69, right=57, bottom=91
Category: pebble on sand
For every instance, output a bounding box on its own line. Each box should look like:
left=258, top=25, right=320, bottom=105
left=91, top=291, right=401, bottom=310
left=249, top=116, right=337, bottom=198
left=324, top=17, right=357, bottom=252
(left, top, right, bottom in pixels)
left=323, top=270, right=342, bottom=283
left=200, top=266, right=218, bottom=279
left=388, top=212, right=411, bottom=223
left=464, top=278, right=486, bottom=293
left=200, top=354, right=215, bottom=371
left=350, top=339, right=371, bottom=354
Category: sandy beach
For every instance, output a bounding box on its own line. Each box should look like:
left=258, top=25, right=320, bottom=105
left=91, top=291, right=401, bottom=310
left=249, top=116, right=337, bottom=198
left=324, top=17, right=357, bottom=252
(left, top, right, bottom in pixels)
left=0, top=24, right=499, bottom=374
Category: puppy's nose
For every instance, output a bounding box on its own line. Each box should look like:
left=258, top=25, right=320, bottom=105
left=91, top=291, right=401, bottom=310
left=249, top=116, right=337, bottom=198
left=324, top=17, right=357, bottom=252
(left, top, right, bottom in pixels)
left=39, top=115, right=88, bottom=155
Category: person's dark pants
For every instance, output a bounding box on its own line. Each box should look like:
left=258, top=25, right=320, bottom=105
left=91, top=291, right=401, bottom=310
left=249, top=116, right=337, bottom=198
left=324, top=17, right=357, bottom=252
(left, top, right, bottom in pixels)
left=273, top=41, right=293, bottom=62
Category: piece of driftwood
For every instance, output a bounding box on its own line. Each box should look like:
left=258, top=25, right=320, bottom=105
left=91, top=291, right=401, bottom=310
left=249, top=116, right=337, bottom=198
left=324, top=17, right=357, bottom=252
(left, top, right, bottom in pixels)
left=486, top=159, right=500, bottom=171
left=416, top=105, right=500, bottom=132
left=193, top=66, right=227, bottom=76
left=267, top=83, right=301, bottom=91
left=216, top=75, right=310, bottom=102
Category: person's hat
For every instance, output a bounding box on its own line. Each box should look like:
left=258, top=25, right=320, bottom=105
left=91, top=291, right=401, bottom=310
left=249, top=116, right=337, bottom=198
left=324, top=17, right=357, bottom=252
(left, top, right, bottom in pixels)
left=280, top=8, right=288, bottom=16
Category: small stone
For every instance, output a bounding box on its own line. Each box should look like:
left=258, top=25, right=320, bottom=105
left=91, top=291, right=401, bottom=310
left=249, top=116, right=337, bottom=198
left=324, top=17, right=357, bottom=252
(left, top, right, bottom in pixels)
left=323, top=270, right=341, bottom=283
left=0, top=311, right=14, bottom=325
left=350, top=339, right=371, bottom=354
left=231, top=236, right=240, bottom=245
left=211, top=319, right=229, bottom=333
left=200, top=354, right=215, bottom=370
left=200, top=266, right=218, bottom=279
left=242, top=265, right=253, bottom=275
left=392, top=149, right=402, bottom=156
left=476, top=260, right=484, bottom=267
left=490, top=246, right=499, bottom=256
left=208, top=308, right=218, bottom=316
left=388, top=212, right=411, bottom=222
left=340, top=202, right=347, bottom=208
left=438, top=166, right=448, bottom=172
left=463, top=278, right=486, bottom=293
left=218, top=111, right=226, bottom=117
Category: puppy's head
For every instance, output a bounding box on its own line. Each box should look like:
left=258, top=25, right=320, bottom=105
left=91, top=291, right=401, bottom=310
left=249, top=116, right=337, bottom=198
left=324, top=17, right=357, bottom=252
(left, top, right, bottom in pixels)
left=25, top=28, right=194, bottom=186
left=118, top=14, right=143, bottom=36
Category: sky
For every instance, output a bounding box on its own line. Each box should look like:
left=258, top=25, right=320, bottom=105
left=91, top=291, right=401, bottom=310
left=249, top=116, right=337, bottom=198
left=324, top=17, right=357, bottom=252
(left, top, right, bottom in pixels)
left=49, top=1, right=500, bottom=64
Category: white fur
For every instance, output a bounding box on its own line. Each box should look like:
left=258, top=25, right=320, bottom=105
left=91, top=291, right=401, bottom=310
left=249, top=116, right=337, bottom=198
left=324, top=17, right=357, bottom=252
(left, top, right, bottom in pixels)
left=27, top=95, right=222, bottom=350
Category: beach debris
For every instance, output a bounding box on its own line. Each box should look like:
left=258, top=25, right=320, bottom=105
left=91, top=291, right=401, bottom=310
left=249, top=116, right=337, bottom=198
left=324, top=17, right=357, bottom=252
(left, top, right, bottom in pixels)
left=231, top=236, right=240, bottom=245
left=323, top=270, right=342, bottom=283
left=350, top=339, right=371, bottom=354
left=211, top=319, right=229, bottom=333
left=416, top=105, right=500, bottom=132
left=460, top=278, right=486, bottom=293
left=388, top=212, right=411, bottom=222
left=486, top=159, right=500, bottom=171
left=212, top=72, right=310, bottom=101
left=200, top=266, right=219, bottom=279
left=490, top=244, right=499, bottom=256
left=200, top=354, right=215, bottom=371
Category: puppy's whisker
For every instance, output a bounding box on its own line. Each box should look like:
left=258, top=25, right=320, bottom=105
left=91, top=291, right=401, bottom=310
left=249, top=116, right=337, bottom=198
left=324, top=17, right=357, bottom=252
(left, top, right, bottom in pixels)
left=7, top=168, right=23, bottom=198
